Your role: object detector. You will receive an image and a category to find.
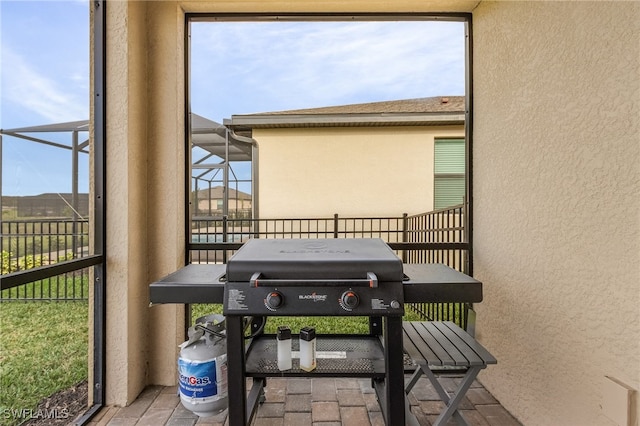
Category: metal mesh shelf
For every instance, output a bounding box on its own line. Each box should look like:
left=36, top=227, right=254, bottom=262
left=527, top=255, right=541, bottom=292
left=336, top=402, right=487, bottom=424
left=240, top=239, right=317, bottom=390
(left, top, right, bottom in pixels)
left=245, top=335, right=386, bottom=377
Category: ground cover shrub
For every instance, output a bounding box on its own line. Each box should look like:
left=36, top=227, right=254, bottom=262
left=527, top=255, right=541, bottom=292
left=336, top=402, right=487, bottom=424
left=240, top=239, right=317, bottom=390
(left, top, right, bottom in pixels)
left=1, top=251, right=46, bottom=275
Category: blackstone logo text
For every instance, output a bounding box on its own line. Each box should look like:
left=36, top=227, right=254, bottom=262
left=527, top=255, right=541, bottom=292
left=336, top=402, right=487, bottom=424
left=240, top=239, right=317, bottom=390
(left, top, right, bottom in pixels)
left=2, top=408, right=70, bottom=420
left=299, top=293, right=327, bottom=302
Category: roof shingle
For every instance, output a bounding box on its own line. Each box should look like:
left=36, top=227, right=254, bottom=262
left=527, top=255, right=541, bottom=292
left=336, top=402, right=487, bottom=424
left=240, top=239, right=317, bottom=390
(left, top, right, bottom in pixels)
left=251, top=96, right=465, bottom=116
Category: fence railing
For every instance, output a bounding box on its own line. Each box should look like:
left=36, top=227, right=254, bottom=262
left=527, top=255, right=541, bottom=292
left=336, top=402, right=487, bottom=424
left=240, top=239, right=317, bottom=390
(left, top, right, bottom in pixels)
left=1, top=207, right=471, bottom=325
left=1, top=218, right=90, bottom=301
left=189, top=205, right=471, bottom=327
left=189, top=213, right=407, bottom=263
left=404, top=205, right=470, bottom=326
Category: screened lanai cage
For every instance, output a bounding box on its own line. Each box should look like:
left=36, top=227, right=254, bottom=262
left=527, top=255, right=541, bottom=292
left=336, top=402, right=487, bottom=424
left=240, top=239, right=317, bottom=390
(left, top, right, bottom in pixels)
left=190, top=113, right=256, bottom=221
left=0, top=114, right=256, bottom=217
left=1, top=114, right=256, bottom=297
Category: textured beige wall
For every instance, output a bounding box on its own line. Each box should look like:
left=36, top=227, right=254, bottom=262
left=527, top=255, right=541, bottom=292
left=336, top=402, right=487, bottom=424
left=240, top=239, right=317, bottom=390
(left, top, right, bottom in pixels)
left=103, top=1, right=186, bottom=405
left=473, top=2, right=640, bottom=425
left=104, top=0, right=149, bottom=406
left=256, top=126, right=463, bottom=217
left=101, top=0, right=477, bottom=406
left=101, top=1, right=639, bottom=421
left=145, top=1, right=188, bottom=388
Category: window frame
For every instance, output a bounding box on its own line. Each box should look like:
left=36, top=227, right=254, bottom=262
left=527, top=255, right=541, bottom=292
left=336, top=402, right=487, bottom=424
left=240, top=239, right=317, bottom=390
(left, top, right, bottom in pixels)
left=434, top=137, right=466, bottom=210
left=184, top=12, right=474, bottom=274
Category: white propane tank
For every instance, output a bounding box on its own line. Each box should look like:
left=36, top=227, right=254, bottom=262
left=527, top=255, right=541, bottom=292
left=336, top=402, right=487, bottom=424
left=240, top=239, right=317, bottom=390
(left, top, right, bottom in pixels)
left=177, top=314, right=228, bottom=417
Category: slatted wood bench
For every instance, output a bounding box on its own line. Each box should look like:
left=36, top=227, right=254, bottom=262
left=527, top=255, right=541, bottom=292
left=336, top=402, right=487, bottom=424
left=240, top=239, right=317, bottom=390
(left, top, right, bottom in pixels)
left=403, top=321, right=497, bottom=426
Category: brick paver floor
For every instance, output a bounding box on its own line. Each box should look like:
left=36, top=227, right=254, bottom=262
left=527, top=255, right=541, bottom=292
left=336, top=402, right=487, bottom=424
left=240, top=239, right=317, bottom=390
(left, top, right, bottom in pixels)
left=87, top=374, right=521, bottom=426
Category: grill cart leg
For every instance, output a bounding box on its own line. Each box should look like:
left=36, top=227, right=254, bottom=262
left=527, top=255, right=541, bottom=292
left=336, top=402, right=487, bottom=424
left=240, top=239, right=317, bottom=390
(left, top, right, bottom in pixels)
left=226, top=315, right=248, bottom=426
left=383, top=316, right=406, bottom=425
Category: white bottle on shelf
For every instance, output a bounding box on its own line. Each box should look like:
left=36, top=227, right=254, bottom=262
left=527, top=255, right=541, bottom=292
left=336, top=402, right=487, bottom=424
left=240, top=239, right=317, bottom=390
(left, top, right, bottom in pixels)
left=277, top=326, right=292, bottom=371
left=299, top=326, right=317, bottom=372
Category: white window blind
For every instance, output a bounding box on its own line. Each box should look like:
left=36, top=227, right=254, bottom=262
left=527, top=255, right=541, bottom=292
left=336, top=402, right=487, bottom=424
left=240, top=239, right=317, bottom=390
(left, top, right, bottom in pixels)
left=434, top=138, right=465, bottom=209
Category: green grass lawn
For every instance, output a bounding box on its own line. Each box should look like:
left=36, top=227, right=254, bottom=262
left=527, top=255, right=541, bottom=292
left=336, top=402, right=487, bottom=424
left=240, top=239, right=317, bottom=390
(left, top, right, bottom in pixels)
left=1, top=275, right=88, bottom=301
left=0, top=299, right=432, bottom=426
left=0, top=302, right=88, bottom=426
left=191, top=303, right=425, bottom=335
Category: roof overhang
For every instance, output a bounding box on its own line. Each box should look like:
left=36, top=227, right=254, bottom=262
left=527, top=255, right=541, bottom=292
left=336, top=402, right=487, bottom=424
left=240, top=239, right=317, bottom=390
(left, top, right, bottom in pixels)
left=226, top=112, right=465, bottom=130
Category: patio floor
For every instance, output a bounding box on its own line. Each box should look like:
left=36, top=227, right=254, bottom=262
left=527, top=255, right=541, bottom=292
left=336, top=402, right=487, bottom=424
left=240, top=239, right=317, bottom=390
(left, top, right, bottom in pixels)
left=87, top=374, right=521, bottom=426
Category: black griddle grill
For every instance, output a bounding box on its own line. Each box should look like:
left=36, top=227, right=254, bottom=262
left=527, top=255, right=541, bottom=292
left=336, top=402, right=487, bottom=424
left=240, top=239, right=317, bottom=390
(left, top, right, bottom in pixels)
left=222, top=238, right=408, bottom=425
left=150, top=241, right=484, bottom=426
left=223, top=238, right=405, bottom=317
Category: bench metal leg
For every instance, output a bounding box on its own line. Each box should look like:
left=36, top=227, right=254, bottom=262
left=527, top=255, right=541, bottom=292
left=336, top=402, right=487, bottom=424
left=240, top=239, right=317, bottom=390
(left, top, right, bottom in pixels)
left=405, top=386, right=421, bottom=426
left=405, top=365, right=483, bottom=426
left=405, top=368, right=423, bottom=393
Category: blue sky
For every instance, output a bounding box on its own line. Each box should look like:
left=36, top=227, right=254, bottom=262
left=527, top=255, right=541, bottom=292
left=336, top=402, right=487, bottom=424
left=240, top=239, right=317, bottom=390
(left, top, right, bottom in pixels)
left=1, top=1, right=465, bottom=196
left=190, top=20, right=465, bottom=122
left=1, top=0, right=89, bottom=196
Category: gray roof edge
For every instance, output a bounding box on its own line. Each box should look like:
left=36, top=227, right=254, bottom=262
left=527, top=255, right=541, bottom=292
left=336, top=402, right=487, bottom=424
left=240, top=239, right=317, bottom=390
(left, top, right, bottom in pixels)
left=229, top=112, right=465, bottom=128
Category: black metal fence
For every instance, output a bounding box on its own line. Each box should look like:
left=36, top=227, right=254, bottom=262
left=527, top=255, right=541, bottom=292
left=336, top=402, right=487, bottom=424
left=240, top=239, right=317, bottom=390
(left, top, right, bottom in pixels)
left=403, top=205, right=470, bottom=326
left=1, top=219, right=90, bottom=301
left=189, top=205, right=471, bottom=326
left=1, top=207, right=471, bottom=325
left=189, top=213, right=408, bottom=263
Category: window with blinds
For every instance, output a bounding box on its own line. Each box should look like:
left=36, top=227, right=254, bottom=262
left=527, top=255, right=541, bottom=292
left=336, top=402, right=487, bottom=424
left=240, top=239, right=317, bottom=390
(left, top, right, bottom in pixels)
left=434, top=138, right=465, bottom=209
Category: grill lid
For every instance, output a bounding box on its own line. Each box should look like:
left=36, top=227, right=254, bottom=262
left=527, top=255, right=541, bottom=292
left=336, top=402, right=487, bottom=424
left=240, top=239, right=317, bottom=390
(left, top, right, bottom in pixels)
left=226, top=238, right=403, bottom=282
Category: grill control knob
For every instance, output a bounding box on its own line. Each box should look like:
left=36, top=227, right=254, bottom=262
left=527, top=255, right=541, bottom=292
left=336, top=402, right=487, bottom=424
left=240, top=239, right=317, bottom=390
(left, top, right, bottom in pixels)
left=265, top=291, right=284, bottom=310
left=340, top=291, right=359, bottom=310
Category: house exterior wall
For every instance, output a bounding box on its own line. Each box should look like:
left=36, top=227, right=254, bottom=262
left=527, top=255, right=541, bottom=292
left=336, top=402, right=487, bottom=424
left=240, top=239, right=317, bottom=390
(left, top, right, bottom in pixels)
left=255, top=126, right=464, bottom=218
left=99, top=2, right=639, bottom=424
left=473, top=2, right=640, bottom=425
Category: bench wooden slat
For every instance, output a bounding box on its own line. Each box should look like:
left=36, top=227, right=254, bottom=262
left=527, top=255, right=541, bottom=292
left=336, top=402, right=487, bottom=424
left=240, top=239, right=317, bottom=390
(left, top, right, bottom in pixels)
left=402, top=321, right=496, bottom=368
left=440, top=321, right=497, bottom=365
left=423, top=322, right=470, bottom=366
left=403, top=322, right=442, bottom=364
left=430, top=322, right=485, bottom=366
left=403, top=321, right=457, bottom=366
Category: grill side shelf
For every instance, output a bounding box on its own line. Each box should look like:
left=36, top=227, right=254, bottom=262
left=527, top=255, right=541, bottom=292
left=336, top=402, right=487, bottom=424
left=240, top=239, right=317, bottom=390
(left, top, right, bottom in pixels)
left=149, top=263, right=483, bottom=305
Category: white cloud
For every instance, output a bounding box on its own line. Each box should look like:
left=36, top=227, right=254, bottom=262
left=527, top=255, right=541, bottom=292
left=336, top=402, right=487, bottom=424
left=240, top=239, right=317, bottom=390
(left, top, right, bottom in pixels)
left=190, top=20, right=465, bottom=118
left=1, top=45, right=88, bottom=123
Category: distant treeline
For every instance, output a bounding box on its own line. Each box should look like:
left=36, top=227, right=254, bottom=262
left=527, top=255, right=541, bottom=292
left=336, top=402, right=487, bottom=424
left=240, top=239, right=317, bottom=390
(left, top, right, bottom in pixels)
left=2, top=194, right=89, bottom=218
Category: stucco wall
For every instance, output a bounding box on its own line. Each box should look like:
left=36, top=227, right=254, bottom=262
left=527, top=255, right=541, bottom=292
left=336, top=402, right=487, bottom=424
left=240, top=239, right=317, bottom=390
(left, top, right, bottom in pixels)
left=104, top=1, right=186, bottom=405
left=255, top=126, right=464, bottom=218
left=104, top=0, right=149, bottom=405
left=101, top=0, right=475, bottom=407
left=473, top=2, right=640, bottom=425
left=100, top=1, right=639, bottom=422
left=145, top=1, right=188, bottom=390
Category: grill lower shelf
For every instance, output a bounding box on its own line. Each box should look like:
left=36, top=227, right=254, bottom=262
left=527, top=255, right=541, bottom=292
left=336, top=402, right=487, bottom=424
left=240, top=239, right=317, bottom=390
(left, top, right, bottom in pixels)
left=245, top=335, right=386, bottom=378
